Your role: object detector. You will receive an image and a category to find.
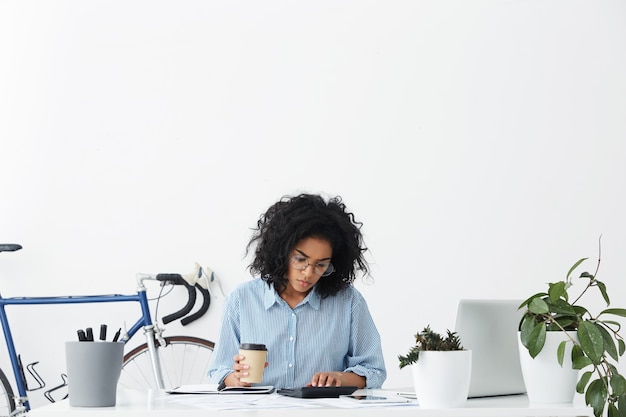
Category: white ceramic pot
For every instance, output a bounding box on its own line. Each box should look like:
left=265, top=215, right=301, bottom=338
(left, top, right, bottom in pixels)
left=517, top=331, right=579, bottom=404
left=411, top=350, right=472, bottom=408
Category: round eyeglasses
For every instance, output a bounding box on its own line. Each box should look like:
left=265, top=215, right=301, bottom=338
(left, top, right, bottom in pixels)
left=289, top=255, right=335, bottom=277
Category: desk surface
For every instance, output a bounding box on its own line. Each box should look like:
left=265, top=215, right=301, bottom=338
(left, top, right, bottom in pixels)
left=28, top=389, right=593, bottom=417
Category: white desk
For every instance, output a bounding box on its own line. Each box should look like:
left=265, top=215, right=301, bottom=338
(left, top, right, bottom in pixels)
left=28, top=389, right=593, bottom=417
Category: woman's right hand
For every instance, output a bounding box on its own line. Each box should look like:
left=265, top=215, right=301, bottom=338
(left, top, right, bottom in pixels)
left=223, top=354, right=268, bottom=387
left=224, top=354, right=253, bottom=387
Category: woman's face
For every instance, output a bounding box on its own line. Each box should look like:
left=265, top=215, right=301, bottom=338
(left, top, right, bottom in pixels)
left=285, top=237, right=333, bottom=295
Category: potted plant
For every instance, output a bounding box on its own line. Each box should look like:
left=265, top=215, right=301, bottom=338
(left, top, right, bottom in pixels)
left=518, top=241, right=626, bottom=417
left=399, top=326, right=472, bottom=408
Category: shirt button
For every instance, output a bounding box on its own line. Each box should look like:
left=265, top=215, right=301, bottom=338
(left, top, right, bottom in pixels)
left=289, top=336, right=294, bottom=341
left=288, top=363, right=293, bottom=368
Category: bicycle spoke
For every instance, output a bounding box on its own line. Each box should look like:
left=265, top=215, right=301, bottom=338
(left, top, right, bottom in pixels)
left=119, top=337, right=213, bottom=391
left=119, top=354, right=156, bottom=390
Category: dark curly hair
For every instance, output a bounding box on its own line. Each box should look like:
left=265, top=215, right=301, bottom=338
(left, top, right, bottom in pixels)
left=246, top=193, right=369, bottom=298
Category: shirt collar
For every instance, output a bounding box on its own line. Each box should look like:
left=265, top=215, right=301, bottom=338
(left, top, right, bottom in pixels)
left=263, top=283, right=321, bottom=310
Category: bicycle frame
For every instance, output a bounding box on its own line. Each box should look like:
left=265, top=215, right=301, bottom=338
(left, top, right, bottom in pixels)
left=0, top=277, right=165, bottom=412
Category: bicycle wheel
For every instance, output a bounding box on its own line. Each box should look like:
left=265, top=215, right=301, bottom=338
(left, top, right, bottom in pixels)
left=0, top=367, right=15, bottom=417
left=119, top=336, right=214, bottom=390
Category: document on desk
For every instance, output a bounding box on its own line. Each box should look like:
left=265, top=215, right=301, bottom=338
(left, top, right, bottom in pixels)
left=167, top=384, right=275, bottom=394
left=163, top=391, right=419, bottom=411
left=165, top=392, right=318, bottom=410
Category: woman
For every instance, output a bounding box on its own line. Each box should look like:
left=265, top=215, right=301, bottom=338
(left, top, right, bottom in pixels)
left=208, top=193, right=386, bottom=389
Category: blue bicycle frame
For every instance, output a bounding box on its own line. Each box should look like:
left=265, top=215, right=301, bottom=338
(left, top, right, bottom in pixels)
left=0, top=287, right=157, bottom=412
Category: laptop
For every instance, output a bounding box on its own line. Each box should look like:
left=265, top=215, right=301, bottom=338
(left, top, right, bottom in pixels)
left=454, top=299, right=527, bottom=398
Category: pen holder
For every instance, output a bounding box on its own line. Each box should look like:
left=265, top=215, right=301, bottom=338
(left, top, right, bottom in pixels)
left=65, top=341, right=124, bottom=407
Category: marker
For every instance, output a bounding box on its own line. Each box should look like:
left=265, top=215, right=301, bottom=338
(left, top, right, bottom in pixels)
left=85, top=327, right=94, bottom=342
left=99, top=324, right=107, bottom=341
left=77, top=329, right=87, bottom=342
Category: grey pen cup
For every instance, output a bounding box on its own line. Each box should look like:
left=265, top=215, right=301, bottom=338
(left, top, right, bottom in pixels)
left=65, top=341, right=124, bottom=407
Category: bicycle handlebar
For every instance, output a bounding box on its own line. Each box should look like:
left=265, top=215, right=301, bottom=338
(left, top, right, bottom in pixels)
left=0, top=244, right=22, bottom=252
left=181, top=284, right=210, bottom=326
left=154, top=272, right=210, bottom=326
left=156, top=274, right=197, bottom=324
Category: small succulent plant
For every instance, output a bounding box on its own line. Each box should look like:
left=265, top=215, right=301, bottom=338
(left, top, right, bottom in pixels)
left=398, top=325, right=464, bottom=369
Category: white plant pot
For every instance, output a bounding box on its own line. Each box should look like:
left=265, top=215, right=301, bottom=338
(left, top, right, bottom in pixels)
left=517, top=331, right=579, bottom=404
left=411, top=350, right=472, bottom=408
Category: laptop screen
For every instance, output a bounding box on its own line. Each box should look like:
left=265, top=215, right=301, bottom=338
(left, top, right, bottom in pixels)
left=454, top=299, right=527, bottom=398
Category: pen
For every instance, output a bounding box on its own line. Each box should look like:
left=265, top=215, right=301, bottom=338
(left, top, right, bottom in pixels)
left=112, top=328, right=121, bottom=342
left=99, top=324, right=107, bottom=341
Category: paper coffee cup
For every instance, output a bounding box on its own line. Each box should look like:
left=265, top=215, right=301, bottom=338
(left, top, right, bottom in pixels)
left=239, top=343, right=267, bottom=383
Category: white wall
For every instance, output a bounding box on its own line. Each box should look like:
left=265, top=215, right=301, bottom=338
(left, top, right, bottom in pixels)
left=1, top=0, right=625, bottom=409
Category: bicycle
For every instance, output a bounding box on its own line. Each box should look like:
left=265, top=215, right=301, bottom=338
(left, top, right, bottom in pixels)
left=0, top=243, right=216, bottom=416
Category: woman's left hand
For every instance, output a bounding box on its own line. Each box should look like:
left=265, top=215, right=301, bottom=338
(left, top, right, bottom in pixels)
left=307, top=371, right=365, bottom=388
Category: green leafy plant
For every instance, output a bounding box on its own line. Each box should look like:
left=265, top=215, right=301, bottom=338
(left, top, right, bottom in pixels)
left=519, top=241, right=626, bottom=417
left=398, top=325, right=464, bottom=369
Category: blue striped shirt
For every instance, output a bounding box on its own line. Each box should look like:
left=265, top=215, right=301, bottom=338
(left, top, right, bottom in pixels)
left=208, top=278, right=387, bottom=389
